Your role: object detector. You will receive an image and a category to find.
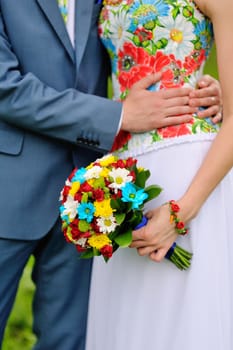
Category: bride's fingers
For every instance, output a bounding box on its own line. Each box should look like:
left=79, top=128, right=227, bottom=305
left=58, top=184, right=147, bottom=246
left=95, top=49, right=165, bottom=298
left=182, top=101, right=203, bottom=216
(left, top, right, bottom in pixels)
left=137, top=245, right=160, bottom=256
left=149, top=248, right=168, bottom=262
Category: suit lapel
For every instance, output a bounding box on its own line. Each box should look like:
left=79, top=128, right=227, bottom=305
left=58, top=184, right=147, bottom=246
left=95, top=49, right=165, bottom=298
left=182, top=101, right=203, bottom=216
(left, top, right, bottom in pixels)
left=75, top=0, right=94, bottom=71
left=36, top=0, right=75, bottom=63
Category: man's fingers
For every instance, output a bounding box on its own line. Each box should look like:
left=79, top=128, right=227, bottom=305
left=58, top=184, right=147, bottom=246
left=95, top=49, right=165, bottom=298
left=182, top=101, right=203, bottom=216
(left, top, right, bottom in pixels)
left=161, top=87, right=192, bottom=99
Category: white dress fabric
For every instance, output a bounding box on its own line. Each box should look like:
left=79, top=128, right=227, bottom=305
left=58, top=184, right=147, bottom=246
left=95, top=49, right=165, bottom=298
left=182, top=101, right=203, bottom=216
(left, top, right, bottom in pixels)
left=86, top=1, right=233, bottom=349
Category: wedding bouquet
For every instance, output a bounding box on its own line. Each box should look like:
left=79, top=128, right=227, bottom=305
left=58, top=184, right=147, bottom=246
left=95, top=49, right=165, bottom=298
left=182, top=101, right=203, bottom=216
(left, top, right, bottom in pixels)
left=59, top=154, right=192, bottom=269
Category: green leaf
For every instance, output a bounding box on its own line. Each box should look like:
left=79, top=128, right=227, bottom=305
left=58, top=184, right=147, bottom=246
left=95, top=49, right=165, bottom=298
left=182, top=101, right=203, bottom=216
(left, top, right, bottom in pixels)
left=144, top=185, right=163, bottom=201
left=114, top=229, right=132, bottom=247
left=115, top=213, right=126, bottom=225
left=78, top=220, right=90, bottom=232
left=111, top=198, right=123, bottom=211
left=135, top=168, right=150, bottom=188
left=80, top=250, right=94, bottom=259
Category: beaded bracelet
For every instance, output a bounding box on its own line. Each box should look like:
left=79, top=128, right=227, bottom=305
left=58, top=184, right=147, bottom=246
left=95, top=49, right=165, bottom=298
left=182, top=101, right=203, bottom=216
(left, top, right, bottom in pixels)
left=168, top=200, right=188, bottom=235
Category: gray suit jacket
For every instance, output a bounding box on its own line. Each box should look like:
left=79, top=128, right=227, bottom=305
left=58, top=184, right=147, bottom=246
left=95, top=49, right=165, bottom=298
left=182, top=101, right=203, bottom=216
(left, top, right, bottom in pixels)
left=0, top=0, right=122, bottom=239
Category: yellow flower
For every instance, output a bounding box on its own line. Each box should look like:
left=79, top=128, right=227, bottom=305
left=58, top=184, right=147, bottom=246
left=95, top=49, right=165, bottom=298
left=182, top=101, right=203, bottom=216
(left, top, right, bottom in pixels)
left=87, top=179, right=95, bottom=187
left=88, top=234, right=112, bottom=250
left=86, top=162, right=95, bottom=170
left=99, top=154, right=116, bottom=167
left=100, top=167, right=110, bottom=178
left=69, top=181, right=80, bottom=196
left=94, top=199, right=113, bottom=217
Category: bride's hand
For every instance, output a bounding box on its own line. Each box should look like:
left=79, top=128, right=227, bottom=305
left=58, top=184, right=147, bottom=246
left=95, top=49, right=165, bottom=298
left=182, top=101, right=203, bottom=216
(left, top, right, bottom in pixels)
left=189, top=74, right=222, bottom=123
left=130, top=204, right=179, bottom=262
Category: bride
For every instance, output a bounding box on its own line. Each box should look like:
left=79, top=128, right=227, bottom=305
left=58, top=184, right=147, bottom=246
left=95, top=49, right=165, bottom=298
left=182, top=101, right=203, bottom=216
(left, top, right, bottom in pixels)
left=86, top=1, right=233, bottom=349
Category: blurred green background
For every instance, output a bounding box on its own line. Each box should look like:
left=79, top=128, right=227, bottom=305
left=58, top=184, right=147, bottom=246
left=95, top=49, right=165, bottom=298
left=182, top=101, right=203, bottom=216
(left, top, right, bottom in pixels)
left=2, top=47, right=218, bottom=350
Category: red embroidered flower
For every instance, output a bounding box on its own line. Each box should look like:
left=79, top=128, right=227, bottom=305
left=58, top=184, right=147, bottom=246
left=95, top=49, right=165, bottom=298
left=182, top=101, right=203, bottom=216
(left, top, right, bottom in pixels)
left=183, top=49, right=206, bottom=75
left=152, top=53, right=183, bottom=88
left=157, top=123, right=191, bottom=138
left=111, top=130, right=132, bottom=152
left=118, top=43, right=153, bottom=91
left=104, top=0, right=122, bottom=5
left=134, top=27, right=153, bottom=43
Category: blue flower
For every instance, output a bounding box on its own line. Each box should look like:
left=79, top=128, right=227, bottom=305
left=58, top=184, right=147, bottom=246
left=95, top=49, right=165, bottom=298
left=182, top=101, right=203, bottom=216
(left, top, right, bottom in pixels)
left=121, top=183, right=148, bottom=209
left=128, top=0, right=169, bottom=31
left=77, top=203, right=95, bottom=223
left=194, top=20, right=213, bottom=52
left=59, top=205, right=70, bottom=223
left=101, top=37, right=118, bottom=74
left=72, top=167, right=86, bottom=184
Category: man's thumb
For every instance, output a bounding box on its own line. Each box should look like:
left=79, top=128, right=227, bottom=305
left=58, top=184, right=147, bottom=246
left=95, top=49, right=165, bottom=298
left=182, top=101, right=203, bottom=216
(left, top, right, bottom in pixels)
left=133, top=72, right=162, bottom=90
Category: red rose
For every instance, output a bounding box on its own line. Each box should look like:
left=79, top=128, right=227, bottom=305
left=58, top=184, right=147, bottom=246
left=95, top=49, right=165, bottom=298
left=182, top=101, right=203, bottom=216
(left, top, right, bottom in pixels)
left=76, top=245, right=86, bottom=253
left=115, top=159, right=127, bottom=168
left=100, top=245, right=113, bottom=258
left=111, top=190, right=122, bottom=199
left=68, top=167, right=78, bottom=181
left=125, top=157, right=137, bottom=168
left=93, top=188, right=105, bottom=202
left=170, top=201, right=180, bottom=213
left=61, top=185, right=71, bottom=203
left=129, top=170, right=136, bottom=182
left=176, top=221, right=184, bottom=230
left=80, top=182, right=93, bottom=193
left=74, top=192, right=82, bottom=202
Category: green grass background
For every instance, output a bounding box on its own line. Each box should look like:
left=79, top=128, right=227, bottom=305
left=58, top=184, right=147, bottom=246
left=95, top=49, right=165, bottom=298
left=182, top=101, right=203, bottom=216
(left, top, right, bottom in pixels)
left=2, top=47, right=218, bottom=350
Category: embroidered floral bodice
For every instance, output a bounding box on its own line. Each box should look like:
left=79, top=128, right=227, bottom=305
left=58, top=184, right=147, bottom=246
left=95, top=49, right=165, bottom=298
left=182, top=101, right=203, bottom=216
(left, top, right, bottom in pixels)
left=99, top=0, right=220, bottom=156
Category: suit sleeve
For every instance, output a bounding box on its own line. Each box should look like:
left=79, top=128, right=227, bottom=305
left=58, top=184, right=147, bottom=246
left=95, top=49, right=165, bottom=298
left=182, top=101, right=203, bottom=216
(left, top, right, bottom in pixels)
left=0, top=11, right=122, bottom=152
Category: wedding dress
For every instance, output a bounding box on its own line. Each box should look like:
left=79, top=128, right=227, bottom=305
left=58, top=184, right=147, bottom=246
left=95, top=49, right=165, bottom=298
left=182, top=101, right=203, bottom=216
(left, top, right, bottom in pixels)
left=86, top=1, right=233, bottom=349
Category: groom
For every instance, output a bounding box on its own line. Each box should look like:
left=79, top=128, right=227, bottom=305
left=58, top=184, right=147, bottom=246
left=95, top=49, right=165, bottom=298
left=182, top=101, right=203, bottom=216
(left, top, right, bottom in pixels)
left=0, top=1, right=221, bottom=349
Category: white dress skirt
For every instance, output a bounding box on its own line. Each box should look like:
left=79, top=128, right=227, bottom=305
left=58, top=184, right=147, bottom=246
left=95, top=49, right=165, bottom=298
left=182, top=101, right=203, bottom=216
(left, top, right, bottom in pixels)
left=85, top=137, right=233, bottom=350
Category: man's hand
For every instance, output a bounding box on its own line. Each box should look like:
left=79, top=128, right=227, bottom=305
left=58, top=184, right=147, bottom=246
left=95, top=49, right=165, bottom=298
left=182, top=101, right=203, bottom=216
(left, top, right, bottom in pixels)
left=121, top=73, right=222, bottom=133
left=189, top=74, right=222, bottom=124
left=121, top=73, right=198, bottom=133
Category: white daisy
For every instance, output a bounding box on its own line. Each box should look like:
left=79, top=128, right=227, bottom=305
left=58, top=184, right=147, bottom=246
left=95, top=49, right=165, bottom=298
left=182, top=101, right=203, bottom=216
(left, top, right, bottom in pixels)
left=108, top=168, right=133, bottom=192
left=76, top=237, right=88, bottom=247
left=184, top=67, right=203, bottom=89
left=97, top=215, right=119, bottom=234
left=59, top=179, right=71, bottom=201
left=62, top=195, right=79, bottom=219
left=85, top=165, right=102, bottom=180
left=109, top=9, right=132, bottom=50
left=156, top=14, right=195, bottom=61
